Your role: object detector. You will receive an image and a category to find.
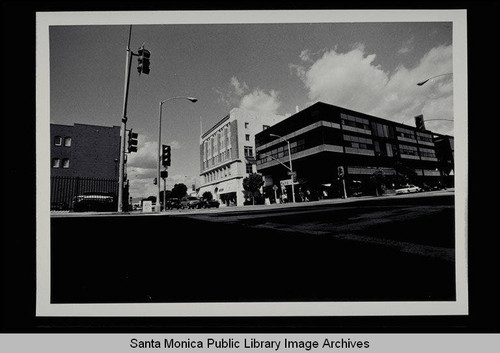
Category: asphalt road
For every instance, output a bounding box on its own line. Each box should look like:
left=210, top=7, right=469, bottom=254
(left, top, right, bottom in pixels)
left=51, top=191, right=455, bottom=303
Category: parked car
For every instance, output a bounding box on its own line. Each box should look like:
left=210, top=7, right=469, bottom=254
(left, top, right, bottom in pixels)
left=180, top=196, right=203, bottom=209
left=72, top=192, right=117, bottom=212
left=395, top=184, right=422, bottom=194
left=165, top=198, right=181, bottom=209
left=202, top=199, right=220, bottom=208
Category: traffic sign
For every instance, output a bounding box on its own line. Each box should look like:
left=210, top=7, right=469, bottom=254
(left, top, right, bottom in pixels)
left=287, top=171, right=296, bottom=177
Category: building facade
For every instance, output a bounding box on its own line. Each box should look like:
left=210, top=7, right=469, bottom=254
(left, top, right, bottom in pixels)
left=198, top=108, right=284, bottom=206
left=255, top=102, right=452, bottom=201
left=51, top=123, right=122, bottom=179
left=50, top=123, right=122, bottom=209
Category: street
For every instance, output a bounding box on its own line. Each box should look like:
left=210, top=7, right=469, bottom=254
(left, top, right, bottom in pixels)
left=51, top=191, right=455, bottom=303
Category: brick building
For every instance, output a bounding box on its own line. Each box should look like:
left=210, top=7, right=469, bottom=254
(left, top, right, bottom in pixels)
left=50, top=123, right=122, bottom=210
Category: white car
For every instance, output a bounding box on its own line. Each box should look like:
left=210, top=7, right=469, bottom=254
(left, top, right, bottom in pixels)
left=395, top=184, right=422, bottom=194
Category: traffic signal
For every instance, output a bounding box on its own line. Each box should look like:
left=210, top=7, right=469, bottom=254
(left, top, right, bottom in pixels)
left=162, top=144, right=171, bottom=167
left=128, top=129, right=138, bottom=153
left=415, top=114, right=426, bottom=130
left=338, top=166, right=344, bottom=178
left=137, top=46, right=151, bottom=75
left=160, top=170, right=168, bottom=179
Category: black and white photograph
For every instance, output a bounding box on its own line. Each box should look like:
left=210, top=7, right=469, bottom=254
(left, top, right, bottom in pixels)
left=2, top=2, right=500, bottom=351
left=34, top=9, right=470, bottom=318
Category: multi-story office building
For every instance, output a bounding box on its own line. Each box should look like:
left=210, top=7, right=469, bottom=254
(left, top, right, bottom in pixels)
left=255, top=102, right=452, bottom=200
left=198, top=108, right=284, bottom=206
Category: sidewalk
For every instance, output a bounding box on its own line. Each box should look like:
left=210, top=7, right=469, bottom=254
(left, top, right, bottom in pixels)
left=50, top=188, right=454, bottom=218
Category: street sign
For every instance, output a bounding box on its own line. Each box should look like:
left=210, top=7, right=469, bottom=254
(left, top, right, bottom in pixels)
left=287, top=171, right=296, bottom=177
left=142, top=200, right=153, bottom=213
left=280, top=179, right=298, bottom=186
left=272, top=185, right=278, bottom=191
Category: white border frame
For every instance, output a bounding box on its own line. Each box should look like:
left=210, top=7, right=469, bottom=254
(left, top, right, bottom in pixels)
left=36, top=9, right=468, bottom=317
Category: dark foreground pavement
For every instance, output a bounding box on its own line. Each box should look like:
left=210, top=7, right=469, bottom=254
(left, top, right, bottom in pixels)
left=51, top=193, right=455, bottom=303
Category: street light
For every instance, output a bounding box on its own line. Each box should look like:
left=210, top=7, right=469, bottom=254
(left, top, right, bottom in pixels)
left=417, top=72, right=452, bottom=86
left=269, top=133, right=296, bottom=203
left=157, top=96, right=198, bottom=212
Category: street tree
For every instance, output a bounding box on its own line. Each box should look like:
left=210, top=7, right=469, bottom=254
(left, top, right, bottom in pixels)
left=370, top=169, right=386, bottom=196
left=242, top=173, right=264, bottom=205
left=202, top=191, right=213, bottom=201
left=171, top=183, right=188, bottom=199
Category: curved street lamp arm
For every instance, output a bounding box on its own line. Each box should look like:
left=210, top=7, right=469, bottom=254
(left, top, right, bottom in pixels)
left=161, top=96, right=198, bottom=105
left=417, top=72, right=453, bottom=86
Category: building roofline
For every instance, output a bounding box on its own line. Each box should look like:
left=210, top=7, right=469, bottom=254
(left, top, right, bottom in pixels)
left=50, top=122, right=121, bottom=129
left=256, top=101, right=452, bottom=138
left=201, top=113, right=231, bottom=139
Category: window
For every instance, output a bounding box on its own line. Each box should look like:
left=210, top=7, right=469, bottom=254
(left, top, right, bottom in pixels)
left=263, top=125, right=270, bottom=130
left=419, top=147, right=437, bottom=158
left=245, top=122, right=249, bottom=129
left=395, top=127, right=416, bottom=140
left=399, top=144, right=418, bottom=156
left=341, top=113, right=370, bottom=131
left=371, top=122, right=390, bottom=138
left=52, top=158, right=60, bottom=168
left=62, top=158, right=70, bottom=168
left=64, top=137, right=72, bottom=147
left=246, top=164, right=253, bottom=174
left=244, top=146, right=253, bottom=157
left=343, top=134, right=373, bottom=149
left=245, top=134, right=250, bottom=141
left=54, top=136, right=62, bottom=146
left=386, top=143, right=394, bottom=157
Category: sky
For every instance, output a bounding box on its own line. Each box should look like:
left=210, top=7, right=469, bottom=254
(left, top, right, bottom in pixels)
left=49, top=15, right=454, bottom=200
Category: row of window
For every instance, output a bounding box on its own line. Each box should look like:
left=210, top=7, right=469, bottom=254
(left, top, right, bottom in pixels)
left=371, top=121, right=394, bottom=139
left=416, top=131, right=433, bottom=143
left=203, top=165, right=232, bottom=183
left=419, top=147, right=437, bottom=158
left=395, top=126, right=416, bottom=140
left=52, top=158, right=70, bottom=168
left=344, top=134, right=373, bottom=145
left=54, top=136, right=72, bottom=147
left=398, top=143, right=419, bottom=156
left=244, top=122, right=270, bottom=130
left=204, top=148, right=232, bottom=170
left=256, top=139, right=305, bottom=165
left=203, top=123, right=231, bottom=162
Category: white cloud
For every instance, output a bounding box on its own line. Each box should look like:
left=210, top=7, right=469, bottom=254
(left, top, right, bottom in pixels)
left=216, top=76, right=282, bottom=115
left=230, top=76, right=249, bottom=95
left=126, top=135, right=158, bottom=200
left=125, top=135, right=199, bottom=200
left=292, top=44, right=454, bottom=135
left=239, top=89, right=281, bottom=114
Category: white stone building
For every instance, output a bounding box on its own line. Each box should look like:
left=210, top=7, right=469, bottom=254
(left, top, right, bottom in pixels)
left=198, top=108, right=284, bottom=206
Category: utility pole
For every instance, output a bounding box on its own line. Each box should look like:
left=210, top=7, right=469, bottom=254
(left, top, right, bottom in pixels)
left=118, top=25, right=133, bottom=212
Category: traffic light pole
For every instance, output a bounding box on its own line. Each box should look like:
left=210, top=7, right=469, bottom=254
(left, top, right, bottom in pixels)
left=157, top=101, right=164, bottom=212
left=118, top=26, right=134, bottom=212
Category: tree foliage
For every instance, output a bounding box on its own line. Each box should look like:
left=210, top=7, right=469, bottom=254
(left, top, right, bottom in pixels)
left=242, top=173, right=264, bottom=205
left=171, top=183, right=188, bottom=199
left=202, top=191, right=213, bottom=201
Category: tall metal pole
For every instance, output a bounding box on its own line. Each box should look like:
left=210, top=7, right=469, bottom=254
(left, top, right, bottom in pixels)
left=118, top=25, right=133, bottom=212
left=157, top=101, right=163, bottom=212
left=286, top=140, right=296, bottom=203
left=157, top=96, right=197, bottom=212
left=163, top=176, right=167, bottom=211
